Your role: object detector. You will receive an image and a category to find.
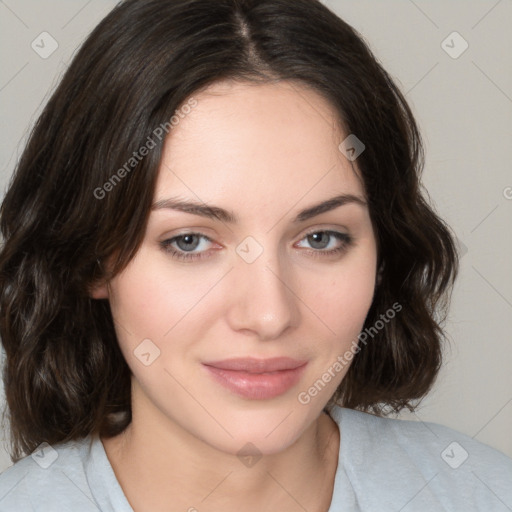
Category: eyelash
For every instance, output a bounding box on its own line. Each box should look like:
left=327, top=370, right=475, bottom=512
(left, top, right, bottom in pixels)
left=159, top=230, right=353, bottom=262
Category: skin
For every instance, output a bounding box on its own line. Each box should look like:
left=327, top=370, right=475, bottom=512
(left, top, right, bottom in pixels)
left=92, top=79, right=378, bottom=512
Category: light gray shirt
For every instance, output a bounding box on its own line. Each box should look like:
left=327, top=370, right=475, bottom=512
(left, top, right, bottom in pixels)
left=0, top=406, right=511, bottom=511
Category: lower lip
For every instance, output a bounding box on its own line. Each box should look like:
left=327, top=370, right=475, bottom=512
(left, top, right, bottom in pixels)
left=203, top=364, right=307, bottom=400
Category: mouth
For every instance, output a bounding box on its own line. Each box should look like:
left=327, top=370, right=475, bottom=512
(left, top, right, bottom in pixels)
left=202, top=357, right=308, bottom=400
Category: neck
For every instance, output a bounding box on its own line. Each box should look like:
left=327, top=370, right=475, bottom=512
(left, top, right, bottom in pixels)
left=102, top=391, right=340, bottom=512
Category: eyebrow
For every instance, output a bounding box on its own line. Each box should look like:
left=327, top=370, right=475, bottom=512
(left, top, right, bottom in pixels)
left=151, top=193, right=367, bottom=224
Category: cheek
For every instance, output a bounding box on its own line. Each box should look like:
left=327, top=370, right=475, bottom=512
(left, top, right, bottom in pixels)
left=309, top=257, right=376, bottom=341
left=107, top=250, right=218, bottom=347
left=295, top=260, right=376, bottom=404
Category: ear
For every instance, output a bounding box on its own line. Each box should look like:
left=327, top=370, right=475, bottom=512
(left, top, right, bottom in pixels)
left=89, top=280, right=109, bottom=299
left=88, top=258, right=110, bottom=299
left=376, top=262, right=384, bottom=286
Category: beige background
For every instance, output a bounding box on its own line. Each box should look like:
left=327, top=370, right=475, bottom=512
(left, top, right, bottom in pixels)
left=0, top=0, right=511, bottom=472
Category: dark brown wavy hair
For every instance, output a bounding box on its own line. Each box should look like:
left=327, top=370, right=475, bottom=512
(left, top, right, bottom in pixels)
left=0, top=0, right=459, bottom=463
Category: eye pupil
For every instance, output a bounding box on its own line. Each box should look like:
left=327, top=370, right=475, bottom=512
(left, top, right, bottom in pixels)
left=308, top=232, right=330, bottom=249
left=177, top=234, right=200, bottom=251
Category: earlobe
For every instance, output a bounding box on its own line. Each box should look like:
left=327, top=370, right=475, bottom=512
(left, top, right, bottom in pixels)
left=89, top=281, right=109, bottom=299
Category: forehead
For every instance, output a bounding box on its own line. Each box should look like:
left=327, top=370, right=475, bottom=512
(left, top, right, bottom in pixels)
left=154, top=80, right=365, bottom=209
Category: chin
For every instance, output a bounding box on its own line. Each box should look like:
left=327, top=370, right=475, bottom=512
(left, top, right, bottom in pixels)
left=193, top=398, right=322, bottom=456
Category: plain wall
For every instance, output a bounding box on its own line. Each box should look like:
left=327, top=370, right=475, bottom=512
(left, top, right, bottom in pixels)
left=0, top=0, right=511, bottom=472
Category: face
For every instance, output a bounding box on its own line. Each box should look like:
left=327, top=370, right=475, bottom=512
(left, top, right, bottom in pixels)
left=95, top=80, right=378, bottom=456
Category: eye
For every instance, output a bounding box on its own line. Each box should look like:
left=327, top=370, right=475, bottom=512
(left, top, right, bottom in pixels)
left=295, top=230, right=353, bottom=258
left=160, top=233, right=215, bottom=261
left=160, top=230, right=354, bottom=263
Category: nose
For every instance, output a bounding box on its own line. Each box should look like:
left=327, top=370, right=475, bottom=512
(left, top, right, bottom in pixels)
left=225, top=248, right=300, bottom=341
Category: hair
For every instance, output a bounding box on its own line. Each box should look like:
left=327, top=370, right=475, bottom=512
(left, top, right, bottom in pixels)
left=0, top=0, right=459, bottom=463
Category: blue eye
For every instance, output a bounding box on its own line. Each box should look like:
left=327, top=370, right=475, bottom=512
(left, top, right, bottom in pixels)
left=160, top=230, right=353, bottom=262
left=160, top=233, right=214, bottom=261
left=296, top=230, right=353, bottom=258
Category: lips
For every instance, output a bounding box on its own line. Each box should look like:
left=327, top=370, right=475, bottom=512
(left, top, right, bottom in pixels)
left=202, top=357, right=308, bottom=400
left=204, top=357, right=306, bottom=373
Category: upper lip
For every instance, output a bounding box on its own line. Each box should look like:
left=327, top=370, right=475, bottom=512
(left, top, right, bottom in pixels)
left=203, top=357, right=307, bottom=373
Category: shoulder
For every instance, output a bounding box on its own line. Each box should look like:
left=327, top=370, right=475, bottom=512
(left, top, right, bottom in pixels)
left=0, top=437, right=97, bottom=511
left=329, top=406, right=512, bottom=511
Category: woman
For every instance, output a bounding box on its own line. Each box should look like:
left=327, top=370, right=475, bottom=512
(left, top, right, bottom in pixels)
left=0, top=0, right=510, bottom=511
